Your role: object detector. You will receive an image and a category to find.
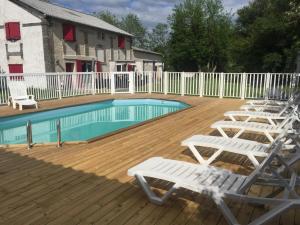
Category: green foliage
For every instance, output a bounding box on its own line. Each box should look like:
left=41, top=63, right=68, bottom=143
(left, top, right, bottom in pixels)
left=233, top=0, right=300, bottom=72
left=120, top=14, right=147, bottom=48
left=167, top=0, right=233, bottom=72
left=95, top=11, right=148, bottom=48
left=95, top=10, right=120, bottom=27
left=93, top=0, right=300, bottom=73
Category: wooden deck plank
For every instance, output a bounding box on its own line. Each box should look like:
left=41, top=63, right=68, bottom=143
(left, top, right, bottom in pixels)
left=0, top=94, right=297, bottom=225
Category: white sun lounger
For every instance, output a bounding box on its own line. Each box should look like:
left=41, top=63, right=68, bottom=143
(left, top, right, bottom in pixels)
left=242, top=94, right=298, bottom=112
left=240, top=104, right=284, bottom=112
left=181, top=133, right=298, bottom=167
left=182, top=135, right=269, bottom=167
left=8, top=81, right=38, bottom=110
left=211, top=115, right=296, bottom=142
left=128, top=140, right=300, bottom=225
left=224, top=104, right=297, bottom=126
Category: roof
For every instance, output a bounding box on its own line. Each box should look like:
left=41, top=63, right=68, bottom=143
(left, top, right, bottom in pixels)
left=13, top=0, right=133, bottom=36
left=132, top=47, right=162, bottom=56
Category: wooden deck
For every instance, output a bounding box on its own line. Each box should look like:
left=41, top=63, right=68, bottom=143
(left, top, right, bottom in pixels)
left=0, top=94, right=298, bottom=225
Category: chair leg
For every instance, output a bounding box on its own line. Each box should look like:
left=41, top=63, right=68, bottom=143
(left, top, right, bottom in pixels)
left=35, top=103, right=38, bottom=109
left=206, top=149, right=224, bottom=165
left=212, top=197, right=239, bottom=225
left=247, top=153, right=260, bottom=168
left=188, top=144, right=207, bottom=164
left=135, top=174, right=178, bottom=205
left=264, top=131, right=274, bottom=142
left=233, top=129, right=244, bottom=139
left=19, top=104, right=23, bottom=111
left=217, top=128, right=229, bottom=138
left=248, top=202, right=293, bottom=225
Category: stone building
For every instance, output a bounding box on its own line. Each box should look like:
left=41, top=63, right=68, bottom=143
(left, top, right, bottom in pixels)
left=0, top=0, right=163, bottom=73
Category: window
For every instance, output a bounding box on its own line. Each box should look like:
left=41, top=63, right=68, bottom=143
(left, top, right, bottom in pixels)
left=97, top=31, right=105, bottom=40
left=118, top=36, right=125, bottom=49
left=63, top=24, right=76, bottom=42
left=5, top=22, right=21, bottom=41
left=8, top=64, right=24, bottom=80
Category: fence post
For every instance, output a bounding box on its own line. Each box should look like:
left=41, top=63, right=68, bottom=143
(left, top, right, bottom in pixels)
left=110, top=72, right=115, bottom=95
left=264, top=72, right=271, bottom=100
left=91, top=72, right=96, bottom=95
left=181, top=72, right=185, bottom=96
left=149, top=71, right=153, bottom=94
left=56, top=119, right=62, bottom=148
left=129, top=71, right=134, bottom=94
left=241, top=72, right=246, bottom=99
left=199, top=72, right=204, bottom=97
left=164, top=71, right=168, bottom=95
left=26, top=120, right=32, bottom=150
left=219, top=72, right=224, bottom=98
left=57, top=73, right=62, bottom=99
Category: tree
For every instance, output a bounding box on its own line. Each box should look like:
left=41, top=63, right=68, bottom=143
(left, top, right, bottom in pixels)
left=167, top=0, right=233, bottom=72
left=120, top=14, right=148, bottom=48
left=148, top=23, right=169, bottom=52
left=95, top=10, right=120, bottom=27
left=233, top=0, right=300, bottom=72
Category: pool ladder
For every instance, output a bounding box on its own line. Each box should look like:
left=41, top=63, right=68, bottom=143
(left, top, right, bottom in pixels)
left=26, top=119, right=62, bottom=149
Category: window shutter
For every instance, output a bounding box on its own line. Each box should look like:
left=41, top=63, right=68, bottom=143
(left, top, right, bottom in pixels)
left=96, top=61, right=102, bottom=72
left=76, top=60, right=82, bottom=72
left=63, top=24, right=76, bottom=42
left=8, top=64, right=24, bottom=80
left=9, top=64, right=23, bottom=73
left=118, top=36, right=125, bottom=49
left=127, top=64, right=133, bottom=71
left=5, top=22, right=21, bottom=41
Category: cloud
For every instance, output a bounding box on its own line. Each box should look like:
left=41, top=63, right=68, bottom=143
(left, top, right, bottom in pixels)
left=51, top=0, right=250, bottom=28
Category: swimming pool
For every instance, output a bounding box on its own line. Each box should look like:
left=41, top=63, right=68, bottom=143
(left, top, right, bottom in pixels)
left=0, top=99, right=189, bottom=145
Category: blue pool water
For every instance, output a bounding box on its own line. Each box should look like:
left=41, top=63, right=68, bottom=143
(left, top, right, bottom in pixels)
left=0, top=99, right=189, bottom=144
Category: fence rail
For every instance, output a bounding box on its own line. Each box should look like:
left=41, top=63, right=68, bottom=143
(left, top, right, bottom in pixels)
left=0, top=72, right=299, bottom=105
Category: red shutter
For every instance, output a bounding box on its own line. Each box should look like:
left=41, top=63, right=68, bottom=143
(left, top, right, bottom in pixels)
left=9, top=64, right=23, bottom=73
left=8, top=64, right=24, bottom=80
left=63, top=24, right=76, bottom=42
left=127, top=64, right=133, bottom=71
left=118, top=36, right=125, bottom=49
left=76, top=60, right=82, bottom=72
left=5, top=22, right=21, bottom=41
left=96, top=61, right=102, bottom=72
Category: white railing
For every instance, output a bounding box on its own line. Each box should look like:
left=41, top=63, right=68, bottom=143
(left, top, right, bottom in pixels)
left=0, top=72, right=299, bottom=105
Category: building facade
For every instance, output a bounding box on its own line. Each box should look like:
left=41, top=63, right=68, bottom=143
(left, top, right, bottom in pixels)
left=0, top=0, right=162, bottom=74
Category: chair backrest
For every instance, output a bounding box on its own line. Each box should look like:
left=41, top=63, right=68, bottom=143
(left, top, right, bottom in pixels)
left=278, top=106, right=299, bottom=129
left=238, top=131, right=297, bottom=194
left=8, top=81, right=28, bottom=99
left=279, top=93, right=300, bottom=116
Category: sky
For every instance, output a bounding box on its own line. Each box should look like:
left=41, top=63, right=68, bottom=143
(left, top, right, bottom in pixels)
left=51, top=0, right=251, bottom=28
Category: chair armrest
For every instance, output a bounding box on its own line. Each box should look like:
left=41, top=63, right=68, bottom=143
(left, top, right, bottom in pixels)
left=7, top=96, right=12, bottom=106
left=28, top=95, right=35, bottom=100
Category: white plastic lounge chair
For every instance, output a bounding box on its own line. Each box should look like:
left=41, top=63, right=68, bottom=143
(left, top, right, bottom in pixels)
left=181, top=133, right=298, bottom=167
left=242, top=94, right=298, bottom=112
left=128, top=139, right=300, bottom=225
left=7, top=81, right=38, bottom=110
left=182, top=135, right=269, bottom=167
left=224, top=105, right=297, bottom=126
left=240, top=104, right=284, bottom=112
left=211, top=113, right=298, bottom=142
left=245, top=93, right=297, bottom=106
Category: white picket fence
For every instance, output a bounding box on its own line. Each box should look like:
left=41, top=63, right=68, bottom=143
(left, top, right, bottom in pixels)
left=0, top=71, right=299, bottom=105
